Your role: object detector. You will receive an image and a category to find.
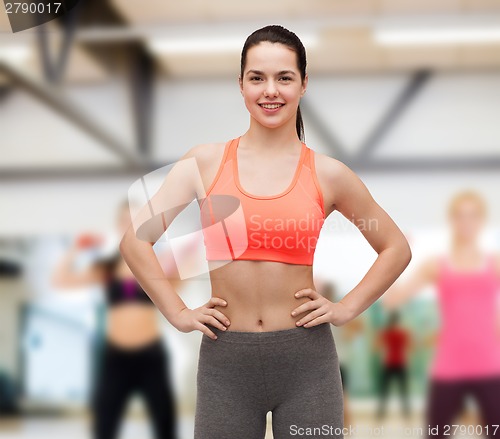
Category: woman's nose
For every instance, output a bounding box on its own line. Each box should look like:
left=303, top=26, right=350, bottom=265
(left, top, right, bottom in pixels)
left=264, top=81, right=279, bottom=97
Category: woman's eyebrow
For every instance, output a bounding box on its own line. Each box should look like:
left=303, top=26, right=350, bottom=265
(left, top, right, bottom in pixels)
left=247, top=69, right=265, bottom=75
left=246, top=69, right=297, bottom=76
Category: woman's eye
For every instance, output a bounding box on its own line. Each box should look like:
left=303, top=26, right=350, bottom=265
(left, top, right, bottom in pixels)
left=280, top=76, right=292, bottom=81
left=250, top=77, right=262, bottom=81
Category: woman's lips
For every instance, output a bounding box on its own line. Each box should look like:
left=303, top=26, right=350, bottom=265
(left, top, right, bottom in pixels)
left=258, top=103, right=285, bottom=112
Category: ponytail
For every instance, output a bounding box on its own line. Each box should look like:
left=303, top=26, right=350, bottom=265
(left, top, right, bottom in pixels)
left=296, top=105, right=304, bottom=142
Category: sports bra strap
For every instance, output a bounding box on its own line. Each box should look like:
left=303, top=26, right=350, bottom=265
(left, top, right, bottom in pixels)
left=225, top=137, right=237, bottom=160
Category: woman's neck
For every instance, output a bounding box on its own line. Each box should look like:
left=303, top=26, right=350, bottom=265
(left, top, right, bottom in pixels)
left=450, top=239, right=481, bottom=258
left=242, top=117, right=301, bottom=152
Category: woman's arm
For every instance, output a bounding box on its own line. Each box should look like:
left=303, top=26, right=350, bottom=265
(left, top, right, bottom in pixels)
left=120, top=145, right=230, bottom=340
left=51, top=242, right=105, bottom=289
left=293, top=157, right=411, bottom=327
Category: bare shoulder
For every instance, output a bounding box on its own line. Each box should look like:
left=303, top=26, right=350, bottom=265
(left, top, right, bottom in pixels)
left=183, top=142, right=228, bottom=191
left=419, top=254, right=441, bottom=282
left=313, top=151, right=351, bottom=183
left=184, top=142, right=226, bottom=165
left=312, top=151, right=369, bottom=212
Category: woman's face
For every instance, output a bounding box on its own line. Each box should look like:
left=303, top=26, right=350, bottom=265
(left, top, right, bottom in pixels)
left=449, top=199, right=485, bottom=242
left=240, top=42, right=307, bottom=132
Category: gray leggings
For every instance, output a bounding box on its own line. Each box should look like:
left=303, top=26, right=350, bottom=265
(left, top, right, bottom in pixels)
left=194, top=322, right=344, bottom=439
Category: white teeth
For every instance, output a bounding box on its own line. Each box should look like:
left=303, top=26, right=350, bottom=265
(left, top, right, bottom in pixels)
left=260, top=103, right=283, bottom=109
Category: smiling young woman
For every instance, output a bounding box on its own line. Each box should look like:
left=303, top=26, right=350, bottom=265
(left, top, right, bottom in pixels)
left=120, top=25, right=412, bottom=439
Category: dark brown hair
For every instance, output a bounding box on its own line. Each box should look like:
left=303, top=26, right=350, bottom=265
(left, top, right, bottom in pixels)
left=241, top=25, right=307, bottom=141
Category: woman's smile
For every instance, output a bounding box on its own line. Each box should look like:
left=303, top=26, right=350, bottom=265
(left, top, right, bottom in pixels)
left=258, top=101, right=286, bottom=113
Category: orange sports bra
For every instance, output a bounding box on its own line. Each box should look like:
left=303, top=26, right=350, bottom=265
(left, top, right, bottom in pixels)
left=199, top=137, right=326, bottom=265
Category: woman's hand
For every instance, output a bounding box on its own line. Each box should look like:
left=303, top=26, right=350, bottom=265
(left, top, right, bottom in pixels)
left=291, top=288, right=354, bottom=327
left=170, top=297, right=231, bottom=340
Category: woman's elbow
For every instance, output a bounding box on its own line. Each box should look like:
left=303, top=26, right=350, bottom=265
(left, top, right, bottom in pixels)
left=384, top=234, right=412, bottom=270
left=399, top=237, right=412, bottom=269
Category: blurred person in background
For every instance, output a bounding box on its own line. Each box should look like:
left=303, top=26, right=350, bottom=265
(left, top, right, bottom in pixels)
left=320, top=281, right=364, bottom=428
left=120, top=25, right=411, bottom=438
left=374, top=310, right=412, bottom=420
left=52, top=200, right=177, bottom=439
left=383, top=190, right=500, bottom=438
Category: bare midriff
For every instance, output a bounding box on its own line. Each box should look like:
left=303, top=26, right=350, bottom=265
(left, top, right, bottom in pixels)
left=106, top=305, right=161, bottom=348
left=208, top=260, right=316, bottom=332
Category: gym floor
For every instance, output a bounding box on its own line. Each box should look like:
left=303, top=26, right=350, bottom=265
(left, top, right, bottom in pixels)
left=0, top=399, right=483, bottom=439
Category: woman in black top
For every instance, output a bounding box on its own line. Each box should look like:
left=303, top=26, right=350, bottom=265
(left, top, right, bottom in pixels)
left=52, top=201, right=177, bottom=439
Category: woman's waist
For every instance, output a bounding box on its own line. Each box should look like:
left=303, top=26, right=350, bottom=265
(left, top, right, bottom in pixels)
left=206, top=260, right=315, bottom=331
left=210, top=268, right=314, bottom=309
left=211, top=314, right=305, bottom=332
left=205, top=321, right=332, bottom=340
left=107, top=306, right=159, bottom=334
left=210, top=283, right=315, bottom=331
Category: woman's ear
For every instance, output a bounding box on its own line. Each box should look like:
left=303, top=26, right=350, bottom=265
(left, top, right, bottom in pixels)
left=301, top=73, right=308, bottom=97
left=238, top=75, right=244, bottom=95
